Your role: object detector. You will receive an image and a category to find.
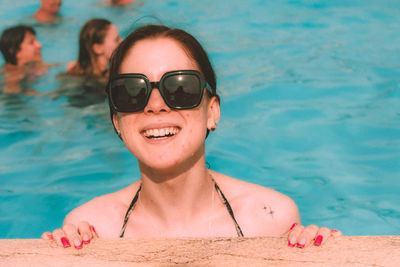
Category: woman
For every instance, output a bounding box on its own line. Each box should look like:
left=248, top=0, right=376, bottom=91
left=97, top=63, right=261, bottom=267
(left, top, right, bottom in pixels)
left=66, top=18, right=121, bottom=78
left=43, top=25, right=341, bottom=249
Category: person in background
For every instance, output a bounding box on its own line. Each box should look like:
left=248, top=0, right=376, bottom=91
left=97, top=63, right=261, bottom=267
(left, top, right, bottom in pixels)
left=33, top=0, right=62, bottom=24
left=66, top=18, right=121, bottom=79
left=102, top=0, right=136, bottom=6
left=0, top=25, right=49, bottom=93
left=42, top=24, right=342, bottom=249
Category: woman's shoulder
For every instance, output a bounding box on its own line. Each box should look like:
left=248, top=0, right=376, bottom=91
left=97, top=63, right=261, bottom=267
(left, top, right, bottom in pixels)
left=210, top=170, right=300, bottom=236
left=211, top=170, right=293, bottom=203
left=63, top=180, right=142, bottom=236
left=66, top=61, right=76, bottom=72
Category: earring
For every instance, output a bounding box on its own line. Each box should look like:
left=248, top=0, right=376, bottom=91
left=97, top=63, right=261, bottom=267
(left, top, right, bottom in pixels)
left=117, top=130, right=121, bottom=137
left=210, top=122, right=217, bottom=131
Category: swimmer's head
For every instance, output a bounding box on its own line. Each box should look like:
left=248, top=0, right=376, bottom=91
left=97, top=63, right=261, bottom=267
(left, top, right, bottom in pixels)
left=0, top=25, right=42, bottom=66
left=40, top=0, right=62, bottom=14
left=107, top=24, right=219, bottom=137
left=77, top=18, right=120, bottom=75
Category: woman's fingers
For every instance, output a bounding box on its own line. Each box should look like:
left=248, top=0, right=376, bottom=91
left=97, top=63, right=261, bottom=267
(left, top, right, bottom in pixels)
left=287, top=223, right=304, bottom=247
left=42, top=222, right=97, bottom=249
left=77, top=221, right=92, bottom=244
left=63, top=223, right=82, bottom=249
left=41, top=231, right=53, bottom=240
left=313, top=227, right=331, bottom=246
left=331, top=229, right=343, bottom=237
left=296, top=224, right=319, bottom=248
left=288, top=224, right=343, bottom=248
left=52, top=228, right=70, bottom=248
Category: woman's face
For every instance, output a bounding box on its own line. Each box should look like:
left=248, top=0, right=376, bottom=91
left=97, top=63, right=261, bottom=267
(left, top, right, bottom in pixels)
left=113, top=37, right=219, bottom=172
left=102, top=24, right=121, bottom=61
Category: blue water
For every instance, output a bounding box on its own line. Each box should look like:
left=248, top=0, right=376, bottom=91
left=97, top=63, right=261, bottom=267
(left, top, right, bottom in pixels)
left=0, top=0, right=399, bottom=238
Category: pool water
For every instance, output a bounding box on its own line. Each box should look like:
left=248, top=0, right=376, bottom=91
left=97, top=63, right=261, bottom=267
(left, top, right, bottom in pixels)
left=1, top=0, right=399, bottom=238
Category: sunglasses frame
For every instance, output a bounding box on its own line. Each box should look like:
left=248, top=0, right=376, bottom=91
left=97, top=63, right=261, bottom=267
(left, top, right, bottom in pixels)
left=108, top=70, right=214, bottom=113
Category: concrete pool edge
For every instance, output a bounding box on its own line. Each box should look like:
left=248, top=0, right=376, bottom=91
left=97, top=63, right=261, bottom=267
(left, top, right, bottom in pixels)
left=0, top=236, right=399, bottom=266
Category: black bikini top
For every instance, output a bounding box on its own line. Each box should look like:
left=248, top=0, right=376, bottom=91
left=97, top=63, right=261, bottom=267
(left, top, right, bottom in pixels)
left=119, top=176, right=244, bottom=237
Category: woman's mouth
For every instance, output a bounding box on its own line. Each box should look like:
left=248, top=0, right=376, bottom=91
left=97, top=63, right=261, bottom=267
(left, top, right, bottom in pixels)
left=142, top=127, right=180, bottom=139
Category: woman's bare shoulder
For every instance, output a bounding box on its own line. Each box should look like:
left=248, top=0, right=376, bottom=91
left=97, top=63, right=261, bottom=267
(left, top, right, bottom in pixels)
left=63, top=180, right=142, bottom=236
left=66, top=61, right=76, bottom=72
left=210, top=170, right=300, bottom=236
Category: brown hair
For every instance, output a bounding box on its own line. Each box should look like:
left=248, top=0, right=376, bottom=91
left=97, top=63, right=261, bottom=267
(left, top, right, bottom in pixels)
left=0, top=25, right=36, bottom=65
left=68, top=18, right=111, bottom=76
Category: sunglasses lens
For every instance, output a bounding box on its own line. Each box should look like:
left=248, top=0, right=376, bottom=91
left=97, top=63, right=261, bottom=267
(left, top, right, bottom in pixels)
left=111, top=77, right=148, bottom=112
left=163, top=74, right=202, bottom=108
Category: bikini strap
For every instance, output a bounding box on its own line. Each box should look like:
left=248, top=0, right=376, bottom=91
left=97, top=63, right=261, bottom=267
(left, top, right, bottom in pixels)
left=120, top=176, right=244, bottom=238
left=211, top=175, right=244, bottom=237
left=119, top=183, right=142, bottom=238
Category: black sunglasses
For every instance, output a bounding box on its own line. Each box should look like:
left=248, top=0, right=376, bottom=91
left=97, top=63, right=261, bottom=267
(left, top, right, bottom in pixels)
left=107, top=70, right=214, bottom=113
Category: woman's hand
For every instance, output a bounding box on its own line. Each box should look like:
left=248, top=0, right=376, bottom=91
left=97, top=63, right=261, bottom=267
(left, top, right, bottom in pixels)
left=41, top=221, right=98, bottom=249
left=287, top=223, right=342, bottom=248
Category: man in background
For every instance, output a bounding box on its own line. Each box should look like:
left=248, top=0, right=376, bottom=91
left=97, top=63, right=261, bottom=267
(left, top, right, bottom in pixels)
left=33, top=0, right=62, bottom=23
left=0, top=25, right=48, bottom=93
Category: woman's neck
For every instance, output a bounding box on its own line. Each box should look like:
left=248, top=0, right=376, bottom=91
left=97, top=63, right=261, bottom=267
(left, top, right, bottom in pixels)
left=93, top=56, right=108, bottom=77
left=33, top=9, right=58, bottom=23
left=138, top=164, right=214, bottom=227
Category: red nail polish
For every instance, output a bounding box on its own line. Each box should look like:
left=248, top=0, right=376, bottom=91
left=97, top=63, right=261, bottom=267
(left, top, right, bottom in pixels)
left=289, top=223, right=297, bottom=231
left=74, top=244, right=82, bottom=249
left=288, top=241, right=295, bottom=247
left=90, top=225, right=97, bottom=237
left=331, top=229, right=338, bottom=233
left=296, top=243, right=305, bottom=248
left=61, top=237, right=70, bottom=248
left=47, top=233, right=53, bottom=239
left=83, top=239, right=90, bottom=244
left=314, top=235, right=323, bottom=246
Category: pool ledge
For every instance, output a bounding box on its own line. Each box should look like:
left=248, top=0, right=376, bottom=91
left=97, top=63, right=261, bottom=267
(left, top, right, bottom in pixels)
left=1, top=236, right=399, bottom=266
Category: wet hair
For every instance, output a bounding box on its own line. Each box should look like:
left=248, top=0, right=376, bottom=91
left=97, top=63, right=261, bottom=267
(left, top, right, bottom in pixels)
left=68, top=18, right=111, bottom=76
left=0, top=25, right=36, bottom=65
left=107, top=24, right=219, bottom=131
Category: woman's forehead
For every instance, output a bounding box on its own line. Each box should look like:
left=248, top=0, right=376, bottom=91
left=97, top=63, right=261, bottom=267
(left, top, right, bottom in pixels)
left=119, top=37, right=199, bottom=78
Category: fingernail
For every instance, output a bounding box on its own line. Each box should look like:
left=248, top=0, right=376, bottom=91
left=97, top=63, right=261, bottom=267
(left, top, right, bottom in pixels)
left=297, top=238, right=305, bottom=248
left=73, top=237, right=82, bottom=248
left=83, top=234, right=90, bottom=244
left=61, top=237, right=70, bottom=248
left=47, top=233, right=53, bottom=239
left=288, top=240, right=295, bottom=247
left=289, top=223, right=297, bottom=231
left=331, top=229, right=338, bottom=233
left=90, top=225, right=97, bottom=237
left=314, top=235, right=323, bottom=246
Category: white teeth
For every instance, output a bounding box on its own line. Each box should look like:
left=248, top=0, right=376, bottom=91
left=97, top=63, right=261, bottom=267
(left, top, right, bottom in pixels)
left=143, top=127, right=179, bottom=138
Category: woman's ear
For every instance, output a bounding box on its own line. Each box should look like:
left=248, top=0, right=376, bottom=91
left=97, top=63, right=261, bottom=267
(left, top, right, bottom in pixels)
left=112, top=113, right=121, bottom=136
left=207, top=96, right=220, bottom=131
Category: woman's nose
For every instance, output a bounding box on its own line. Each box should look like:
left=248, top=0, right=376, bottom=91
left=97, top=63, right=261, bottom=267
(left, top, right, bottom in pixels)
left=35, top=40, right=42, bottom=48
left=144, top=88, right=171, bottom=114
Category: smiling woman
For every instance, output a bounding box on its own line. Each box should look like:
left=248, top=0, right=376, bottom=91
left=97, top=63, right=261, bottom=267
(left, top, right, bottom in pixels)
left=41, top=24, right=341, bottom=250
